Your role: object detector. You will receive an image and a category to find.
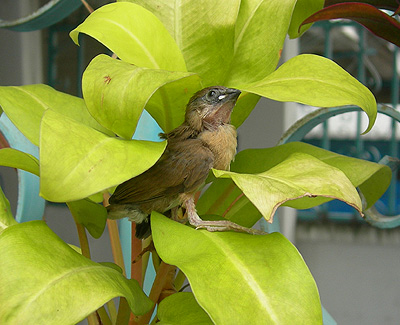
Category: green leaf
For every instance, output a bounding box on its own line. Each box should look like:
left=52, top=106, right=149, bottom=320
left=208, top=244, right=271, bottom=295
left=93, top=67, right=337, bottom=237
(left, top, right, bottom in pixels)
left=144, top=77, right=203, bottom=133
left=157, top=292, right=213, bottom=325
left=239, top=54, right=377, bottom=133
left=126, top=0, right=241, bottom=86
left=0, top=148, right=39, bottom=176
left=152, top=213, right=322, bottom=324
left=82, top=54, right=201, bottom=137
left=70, top=2, right=186, bottom=71
left=288, top=0, right=324, bottom=38
left=231, top=91, right=261, bottom=128
left=67, top=199, right=107, bottom=239
left=198, top=178, right=264, bottom=228
left=213, top=152, right=362, bottom=222
left=0, top=84, right=112, bottom=146
left=198, top=142, right=391, bottom=225
left=225, top=0, right=298, bottom=86
left=0, top=186, right=16, bottom=232
left=0, top=221, right=153, bottom=324
left=40, top=109, right=166, bottom=202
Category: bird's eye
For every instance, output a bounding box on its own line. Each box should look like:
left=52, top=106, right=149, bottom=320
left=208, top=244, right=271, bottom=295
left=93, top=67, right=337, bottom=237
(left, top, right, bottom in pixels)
left=206, top=89, right=219, bottom=102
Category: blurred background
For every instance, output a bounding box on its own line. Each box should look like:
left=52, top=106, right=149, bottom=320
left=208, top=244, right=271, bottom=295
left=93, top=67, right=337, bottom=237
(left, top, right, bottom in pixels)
left=1, top=1, right=400, bottom=324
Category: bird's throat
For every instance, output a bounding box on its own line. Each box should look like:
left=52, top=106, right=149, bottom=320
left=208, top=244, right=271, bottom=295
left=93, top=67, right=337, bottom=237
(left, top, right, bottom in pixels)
left=198, top=124, right=237, bottom=170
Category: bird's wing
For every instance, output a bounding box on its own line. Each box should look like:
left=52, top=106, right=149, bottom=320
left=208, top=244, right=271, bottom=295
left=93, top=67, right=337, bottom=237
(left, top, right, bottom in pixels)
left=110, top=139, right=214, bottom=205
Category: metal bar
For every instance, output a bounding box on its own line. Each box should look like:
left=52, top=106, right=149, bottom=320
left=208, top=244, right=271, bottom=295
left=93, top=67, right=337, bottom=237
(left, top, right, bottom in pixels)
left=389, top=45, right=399, bottom=214
left=322, top=23, right=332, bottom=152
left=356, top=26, right=365, bottom=158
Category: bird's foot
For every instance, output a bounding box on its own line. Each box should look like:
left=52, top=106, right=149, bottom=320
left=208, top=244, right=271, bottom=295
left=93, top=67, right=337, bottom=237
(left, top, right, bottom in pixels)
left=191, top=218, right=267, bottom=235
left=184, top=197, right=267, bottom=236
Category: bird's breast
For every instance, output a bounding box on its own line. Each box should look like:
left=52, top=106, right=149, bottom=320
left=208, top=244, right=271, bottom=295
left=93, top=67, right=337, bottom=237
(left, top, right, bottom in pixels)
left=199, top=124, right=237, bottom=170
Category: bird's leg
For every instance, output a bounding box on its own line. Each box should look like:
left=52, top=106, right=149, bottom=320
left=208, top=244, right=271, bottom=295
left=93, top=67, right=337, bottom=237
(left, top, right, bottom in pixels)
left=184, top=196, right=267, bottom=235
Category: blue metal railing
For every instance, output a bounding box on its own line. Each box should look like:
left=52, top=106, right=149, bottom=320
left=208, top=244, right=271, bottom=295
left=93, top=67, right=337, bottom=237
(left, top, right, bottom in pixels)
left=298, top=21, right=400, bottom=222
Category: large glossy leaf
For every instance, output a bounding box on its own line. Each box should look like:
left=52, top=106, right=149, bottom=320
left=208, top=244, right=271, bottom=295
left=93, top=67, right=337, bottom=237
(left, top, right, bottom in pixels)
left=40, top=110, right=166, bottom=202
left=70, top=2, right=186, bottom=71
left=197, top=142, right=391, bottom=226
left=0, top=148, right=39, bottom=176
left=288, top=0, right=324, bottom=38
left=126, top=0, right=241, bottom=86
left=157, top=292, right=212, bottom=325
left=0, top=221, right=153, bottom=324
left=301, top=3, right=400, bottom=47
left=0, top=84, right=112, bottom=146
left=239, top=54, right=377, bottom=133
left=225, top=0, right=298, bottom=86
left=82, top=54, right=201, bottom=137
left=67, top=199, right=107, bottom=239
left=0, top=186, right=16, bottom=232
left=144, top=76, right=202, bottom=132
left=152, top=212, right=322, bottom=324
left=213, top=152, right=362, bottom=222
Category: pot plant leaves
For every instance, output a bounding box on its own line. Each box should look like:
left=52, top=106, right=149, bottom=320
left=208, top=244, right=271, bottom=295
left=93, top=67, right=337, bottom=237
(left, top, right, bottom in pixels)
left=67, top=199, right=107, bottom=239
left=73, top=1, right=378, bottom=138
left=213, top=152, right=362, bottom=223
left=239, top=54, right=377, bottom=134
left=198, top=142, right=391, bottom=226
left=0, top=84, right=112, bottom=146
left=125, top=0, right=241, bottom=87
left=288, top=0, right=324, bottom=38
left=301, top=2, right=400, bottom=47
left=0, top=221, right=153, bottom=324
left=151, top=212, right=323, bottom=324
left=0, top=186, right=16, bottom=232
left=40, top=109, right=166, bottom=202
left=0, top=148, right=39, bottom=176
left=225, top=0, right=297, bottom=86
left=157, top=292, right=213, bottom=325
left=70, top=2, right=186, bottom=72
left=82, top=54, right=201, bottom=137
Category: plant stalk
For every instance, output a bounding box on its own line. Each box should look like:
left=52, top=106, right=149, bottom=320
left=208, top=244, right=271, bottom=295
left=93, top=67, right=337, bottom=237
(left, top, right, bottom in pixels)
left=137, top=262, right=176, bottom=325
left=131, top=223, right=143, bottom=286
left=74, top=218, right=91, bottom=259
left=107, top=219, right=126, bottom=276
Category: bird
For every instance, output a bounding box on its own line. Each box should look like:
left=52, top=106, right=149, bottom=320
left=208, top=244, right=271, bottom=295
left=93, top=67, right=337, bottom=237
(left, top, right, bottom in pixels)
left=107, top=86, right=264, bottom=238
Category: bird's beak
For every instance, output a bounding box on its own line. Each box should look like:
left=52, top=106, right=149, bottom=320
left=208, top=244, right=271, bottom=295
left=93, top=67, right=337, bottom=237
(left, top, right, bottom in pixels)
left=204, top=88, right=241, bottom=125
left=225, top=88, right=241, bottom=101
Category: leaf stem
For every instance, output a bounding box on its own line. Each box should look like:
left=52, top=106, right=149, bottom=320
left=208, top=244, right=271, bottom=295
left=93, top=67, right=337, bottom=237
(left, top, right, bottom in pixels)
left=206, top=182, right=236, bottom=215
left=116, top=297, right=131, bottom=325
left=74, top=218, right=91, bottom=259
left=107, top=300, right=118, bottom=325
left=97, top=306, right=112, bottom=325
left=222, top=193, right=244, bottom=219
left=131, top=223, right=143, bottom=286
left=87, top=311, right=101, bottom=325
left=107, top=219, right=126, bottom=276
left=174, top=269, right=187, bottom=291
left=137, top=262, right=176, bottom=325
left=80, top=0, right=94, bottom=13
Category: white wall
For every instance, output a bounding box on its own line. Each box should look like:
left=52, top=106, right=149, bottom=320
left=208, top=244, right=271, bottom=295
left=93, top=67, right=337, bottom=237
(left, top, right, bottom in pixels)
left=0, top=0, right=43, bottom=85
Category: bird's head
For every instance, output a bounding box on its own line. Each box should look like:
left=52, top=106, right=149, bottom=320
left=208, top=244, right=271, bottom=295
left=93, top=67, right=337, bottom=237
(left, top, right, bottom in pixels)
left=185, top=86, right=241, bottom=131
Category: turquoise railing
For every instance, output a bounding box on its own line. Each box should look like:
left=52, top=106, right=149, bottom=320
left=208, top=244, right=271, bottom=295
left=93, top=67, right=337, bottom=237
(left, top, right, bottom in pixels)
left=298, top=20, right=400, bottom=223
